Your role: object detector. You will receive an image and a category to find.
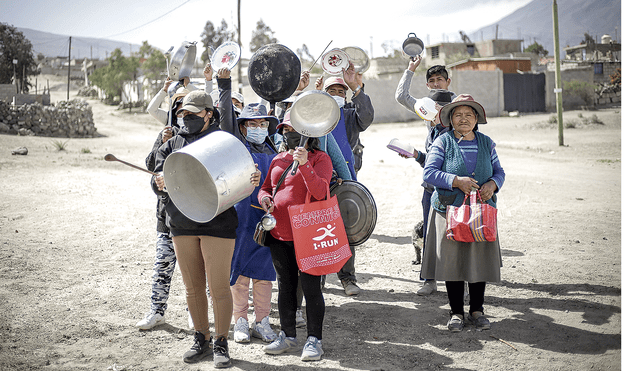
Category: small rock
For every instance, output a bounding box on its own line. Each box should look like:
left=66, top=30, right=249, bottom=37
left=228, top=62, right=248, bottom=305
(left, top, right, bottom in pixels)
left=11, top=147, right=28, bottom=155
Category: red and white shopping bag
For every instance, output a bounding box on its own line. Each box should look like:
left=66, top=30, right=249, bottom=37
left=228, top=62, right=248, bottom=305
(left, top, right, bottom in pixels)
left=446, top=190, right=497, bottom=243
left=288, top=182, right=352, bottom=276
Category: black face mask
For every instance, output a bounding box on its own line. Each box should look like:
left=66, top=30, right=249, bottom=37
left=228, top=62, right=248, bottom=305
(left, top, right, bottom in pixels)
left=283, top=131, right=302, bottom=149
left=182, top=114, right=206, bottom=134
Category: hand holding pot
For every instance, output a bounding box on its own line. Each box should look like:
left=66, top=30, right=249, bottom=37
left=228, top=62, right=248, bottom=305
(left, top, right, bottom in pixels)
left=162, top=77, right=173, bottom=93
left=408, top=55, right=422, bottom=72
left=260, top=196, right=274, bottom=213
left=292, top=146, right=309, bottom=167
left=217, top=67, right=231, bottom=79
left=250, top=164, right=261, bottom=187
left=154, top=173, right=165, bottom=191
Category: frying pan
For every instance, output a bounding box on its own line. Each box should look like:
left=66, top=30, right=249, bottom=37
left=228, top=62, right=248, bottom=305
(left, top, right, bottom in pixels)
left=168, top=41, right=197, bottom=81
left=248, top=44, right=301, bottom=109
left=288, top=90, right=340, bottom=174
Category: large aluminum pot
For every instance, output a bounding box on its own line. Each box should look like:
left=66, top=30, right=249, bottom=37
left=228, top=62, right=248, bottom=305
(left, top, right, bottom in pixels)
left=163, top=130, right=255, bottom=223
left=330, top=180, right=377, bottom=246
left=168, top=41, right=197, bottom=81
left=289, top=90, right=340, bottom=137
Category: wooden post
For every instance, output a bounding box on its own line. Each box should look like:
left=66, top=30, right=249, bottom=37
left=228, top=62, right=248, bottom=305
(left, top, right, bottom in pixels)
left=67, top=36, right=72, bottom=101
left=552, top=0, right=564, bottom=146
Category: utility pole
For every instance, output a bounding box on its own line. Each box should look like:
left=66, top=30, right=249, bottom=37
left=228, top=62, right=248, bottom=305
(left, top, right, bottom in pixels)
left=237, top=0, right=242, bottom=94
left=552, top=0, right=564, bottom=146
left=68, top=36, right=72, bottom=100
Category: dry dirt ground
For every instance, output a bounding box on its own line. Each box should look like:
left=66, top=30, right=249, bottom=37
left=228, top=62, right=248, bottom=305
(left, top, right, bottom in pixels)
left=0, top=78, right=623, bottom=370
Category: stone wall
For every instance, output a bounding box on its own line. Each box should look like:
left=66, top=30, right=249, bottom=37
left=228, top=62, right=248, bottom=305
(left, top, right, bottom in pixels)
left=0, top=99, right=97, bottom=137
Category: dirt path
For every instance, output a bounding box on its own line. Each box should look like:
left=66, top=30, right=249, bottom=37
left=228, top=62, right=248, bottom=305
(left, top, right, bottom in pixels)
left=0, top=85, right=621, bottom=370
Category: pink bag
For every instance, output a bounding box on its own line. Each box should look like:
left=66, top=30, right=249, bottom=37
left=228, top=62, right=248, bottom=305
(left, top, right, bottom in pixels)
left=446, top=190, right=497, bottom=243
left=288, top=182, right=352, bottom=276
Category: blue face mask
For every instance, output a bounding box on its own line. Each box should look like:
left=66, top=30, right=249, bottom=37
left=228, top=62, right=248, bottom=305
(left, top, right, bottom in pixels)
left=245, top=127, right=269, bottom=144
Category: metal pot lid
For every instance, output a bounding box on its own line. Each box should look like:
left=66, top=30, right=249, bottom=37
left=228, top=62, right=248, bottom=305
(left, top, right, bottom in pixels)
left=209, top=41, right=241, bottom=72
left=248, top=44, right=301, bottom=103
left=330, top=180, right=377, bottom=246
left=289, top=90, right=340, bottom=137
left=321, top=48, right=350, bottom=75
left=342, top=46, right=369, bottom=73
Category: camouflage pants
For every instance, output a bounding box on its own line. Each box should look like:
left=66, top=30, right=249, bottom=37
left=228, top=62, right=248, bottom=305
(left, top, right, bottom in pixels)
left=150, top=232, right=177, bottom=315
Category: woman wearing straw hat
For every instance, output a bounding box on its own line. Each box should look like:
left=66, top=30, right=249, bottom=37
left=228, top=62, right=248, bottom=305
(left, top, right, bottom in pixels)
left=423, top=94, right=506, bottom=332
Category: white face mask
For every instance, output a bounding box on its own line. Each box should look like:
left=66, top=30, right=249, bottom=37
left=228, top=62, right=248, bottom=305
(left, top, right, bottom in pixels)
left=332, top=95, right=345, bottom=108
left=177, top=117, right=184, bottom=128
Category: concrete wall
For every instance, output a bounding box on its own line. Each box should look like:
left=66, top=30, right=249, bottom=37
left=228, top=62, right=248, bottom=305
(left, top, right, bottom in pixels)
left=448, top=70, right=504, bottom=117
left=0, top=84, right=17, bottom=103
left=544, top=66, right=593, bottom=110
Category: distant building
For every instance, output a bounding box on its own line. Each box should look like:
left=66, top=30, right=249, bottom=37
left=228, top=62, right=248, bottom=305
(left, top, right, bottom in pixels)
left=424, top=38, right=523, bottom=66
left=562, top=34, right=621, bottom=85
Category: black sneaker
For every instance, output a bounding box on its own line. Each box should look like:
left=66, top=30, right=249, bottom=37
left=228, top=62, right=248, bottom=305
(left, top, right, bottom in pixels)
left=213, top=337, right=231, bottom=368
left=183, top=331, right=213, bottom=363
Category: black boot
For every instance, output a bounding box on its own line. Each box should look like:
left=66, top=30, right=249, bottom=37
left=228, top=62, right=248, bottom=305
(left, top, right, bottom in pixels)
left=213, top=337, right=231, bottom=368
left=183, top=331, right=212, bottom=363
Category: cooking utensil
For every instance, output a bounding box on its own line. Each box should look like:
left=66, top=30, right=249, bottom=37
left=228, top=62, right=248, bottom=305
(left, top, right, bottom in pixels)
left=168, top=41, right=197, bottom=81
left=321, top=48, right=350, bottom=75
left=104, top=153, right=158, bottom=176
left=402, top=33, right=424, bottom=59
left=162, top=130, right=255, bottom=223
left=288, top=90, right=341, bottom=175
left=342, top=46, right=370, bottom=73
left=261, top=213, right=277, bottom=231
left=330, top=180, right=377, bottom=246
left=309, top=40, right=333, bottom=71
left=248, top=43, right=301, bottom=110
left=208, top=41, right=241, bottom=72
left=163, top=46, right=174, bottom=77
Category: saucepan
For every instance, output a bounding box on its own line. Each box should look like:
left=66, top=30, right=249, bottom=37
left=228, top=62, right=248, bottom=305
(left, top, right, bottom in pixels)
left=168, top=41, right=197, bottom=81
left=288, top=90, right=340, bottom=174
left=402, top=33, right=424, bottom=60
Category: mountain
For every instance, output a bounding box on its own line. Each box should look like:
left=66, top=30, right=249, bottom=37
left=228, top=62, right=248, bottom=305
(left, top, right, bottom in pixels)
left=17, top=27, right=142, bottom=60
left=469, top=0, right=621, bottom=56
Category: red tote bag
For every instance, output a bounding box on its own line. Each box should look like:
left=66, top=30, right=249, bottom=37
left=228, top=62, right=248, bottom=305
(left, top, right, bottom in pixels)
left=288, top=182, right=352, bottom=276
left=446, top=190, right=497, bottom=243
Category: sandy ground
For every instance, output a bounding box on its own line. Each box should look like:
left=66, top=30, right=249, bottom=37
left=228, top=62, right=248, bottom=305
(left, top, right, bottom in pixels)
left=0, top=77, right=622, bottom=370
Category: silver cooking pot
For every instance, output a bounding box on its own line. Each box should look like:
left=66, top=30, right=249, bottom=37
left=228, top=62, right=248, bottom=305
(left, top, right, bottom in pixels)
left=168, top=41, right=197, bottom=81
left=162, top=130, right=255, bottom=223
left=289, top=90, right=340, bottom=137
left=402, top=33, right=424, bottom=58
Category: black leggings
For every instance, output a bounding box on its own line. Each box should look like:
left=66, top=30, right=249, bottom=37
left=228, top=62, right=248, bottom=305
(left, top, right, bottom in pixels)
left=266, top=234, right=324, bottom=340
left=445, top=281, right=486, bottom=316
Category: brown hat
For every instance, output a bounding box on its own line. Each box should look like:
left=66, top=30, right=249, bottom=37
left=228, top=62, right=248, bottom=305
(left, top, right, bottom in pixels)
left=437, top=94, right=487, bottom=127
left=177, top=90, right=215, bottom=114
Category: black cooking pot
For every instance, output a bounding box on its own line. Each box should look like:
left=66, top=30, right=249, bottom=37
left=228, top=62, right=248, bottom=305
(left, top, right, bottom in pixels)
left=248, top=44, right=301, bottom=103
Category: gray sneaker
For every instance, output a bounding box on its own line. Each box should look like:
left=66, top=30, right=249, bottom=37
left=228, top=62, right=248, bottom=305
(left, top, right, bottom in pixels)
left=251, top=316, right=277, bottom=342
left=264, top=331, right=297, bottom=355
left=183, top=331, right=213, bottom=363
left=467, top=311, right=491, bottom=330
left=342, top=279, right=361, bottom=296
left=295, top=309, right=306, bottom=328
left=447, top=314, right=464, bottom=333
left=417, top=280, right=437, bottom=296
left=233, top=317, right=250, bottom=343
left=213, top=337, right=231, bottom=368
left=301, top=336, right=323, bottom=361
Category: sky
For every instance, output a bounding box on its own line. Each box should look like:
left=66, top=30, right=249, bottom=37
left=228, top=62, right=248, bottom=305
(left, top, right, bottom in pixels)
left=1, top=0, right=533, bottom=59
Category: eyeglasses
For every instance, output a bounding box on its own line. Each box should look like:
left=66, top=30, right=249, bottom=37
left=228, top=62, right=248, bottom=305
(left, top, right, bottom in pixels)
left=245, top=119, right=269, bottom=128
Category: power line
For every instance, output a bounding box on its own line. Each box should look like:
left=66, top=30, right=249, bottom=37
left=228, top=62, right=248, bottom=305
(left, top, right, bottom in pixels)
left=102, top=0, right=191, bottom=39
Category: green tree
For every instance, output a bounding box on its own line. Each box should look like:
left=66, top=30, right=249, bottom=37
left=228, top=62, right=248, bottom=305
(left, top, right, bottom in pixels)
left=89, top=48, right=139, bottom=102
left=0, top=22, right=38, bottom=93
left=200, top=20, right=237, bottom=63
left=524, top=41, right=549, bottom=57
left=250, top=19, right=278, bottom=52
left=141, top=47, right=167, bottom=93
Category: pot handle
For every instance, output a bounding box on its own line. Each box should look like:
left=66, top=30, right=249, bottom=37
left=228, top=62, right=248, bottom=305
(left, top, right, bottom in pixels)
left=215, top=173, right=230, bottom=196
left=407, top=32, right=417, bottom=38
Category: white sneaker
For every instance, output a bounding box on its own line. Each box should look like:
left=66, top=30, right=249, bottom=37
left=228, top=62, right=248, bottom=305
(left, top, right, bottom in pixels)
left=234, top=317, right=251, bottom=343
left=135, top=311, right=165, bottom=330
left=251, top=316, right=277, bottom=342
left=417, top=280, right=437, bottom=296
left=295, top=309, right=306, bottom=328
left=300, top=336, right=323, bottom=361
left=264, top=331, right=297, bottom=355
